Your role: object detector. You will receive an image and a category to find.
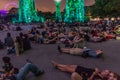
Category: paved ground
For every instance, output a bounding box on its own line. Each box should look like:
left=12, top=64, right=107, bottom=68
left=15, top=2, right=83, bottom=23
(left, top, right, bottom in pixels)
left=0, top=30, right=120, bottom=80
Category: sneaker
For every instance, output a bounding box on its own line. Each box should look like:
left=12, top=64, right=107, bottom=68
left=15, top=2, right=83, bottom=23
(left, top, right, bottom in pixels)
left=26, top=59, right=33, bottom=63
left=35, top=70, right=44, bottom=76
left=97, top=53, right=103, bottom=58
left=57, top=45, right=61, bottom=52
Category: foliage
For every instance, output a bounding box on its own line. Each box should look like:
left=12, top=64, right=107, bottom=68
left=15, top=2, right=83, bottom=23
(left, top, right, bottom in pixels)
left=90, top=0, right=120, bottom=18
left=38, top=11, right=55, bottom=20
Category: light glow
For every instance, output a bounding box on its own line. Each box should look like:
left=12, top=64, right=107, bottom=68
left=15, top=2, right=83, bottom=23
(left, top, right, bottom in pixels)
left=64, top=0, right=85, bottom=23
left=4, top=2, right=18, bottom=10
left=54, top=0, right=62, bottom=22
left=18, top=0, right=44, bottom=23
left=54, top=0, right=61, bottom=2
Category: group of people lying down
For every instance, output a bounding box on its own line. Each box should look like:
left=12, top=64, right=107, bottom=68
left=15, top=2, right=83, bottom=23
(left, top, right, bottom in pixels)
left=58, top=45, right=103, bottom=58
left=0, top=56, right=119, bottom=80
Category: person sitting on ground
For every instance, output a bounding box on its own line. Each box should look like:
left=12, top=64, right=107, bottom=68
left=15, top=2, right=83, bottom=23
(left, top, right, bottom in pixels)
left=4, top=33, right=15, bottom=54
left=35, top=30, right=44, bottom=44
left=90, top=32, right=106, bottom=42
left=73, top=33, right=85, bottom=48
left=64, top=33, right=85, bottom=48
left=0, top=58, right=44, bottom=80
left=28, top=27, right=37, bottom=41
left=51, top=60, right=120, bottom=80
left=23, top=34, right=31, bottom=51
left=45, top=32, right=58, bottom=44
left=58, top=46, right=103, bottom=58
left=16, top=26, right=22, bottom=31
left=0, top=39, right=4, bottom=49
left=4, top=32, right=14, bottom=49
left=19, top=32, right=24, bottom=53
left=1, top=56, right=14, bottom=73
left=14, top=36, right=22, bottom=56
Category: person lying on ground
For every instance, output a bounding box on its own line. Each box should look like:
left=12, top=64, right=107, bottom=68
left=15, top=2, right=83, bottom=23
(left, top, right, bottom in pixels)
left=0, top=57, right=44, bottom=80
left=0, top=39, right=4, bottom=49
left=51, top=60, right=120, bottom=80
left=58, top=45, right=103, bottom=58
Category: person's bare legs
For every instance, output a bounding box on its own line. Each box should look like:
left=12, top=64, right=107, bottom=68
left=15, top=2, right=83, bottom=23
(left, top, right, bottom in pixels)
left=96, top=50, right=103, bottom=57
left=71, top=72, right=83, bottom=80
left=61, top=48, right=71, bottom=54
left=96, top=50, right=103, bottom=55
left=51, top=60, right=77, bottom=73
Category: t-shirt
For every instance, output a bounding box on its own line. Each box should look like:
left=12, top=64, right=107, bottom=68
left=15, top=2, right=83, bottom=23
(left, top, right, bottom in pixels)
left=93, top=75, right=108, bottom=80
left=75, top=66, right=95, bottom=80
left=7, top=75, right=16, bottom=80
left=2, top=63, right=13, bottom=72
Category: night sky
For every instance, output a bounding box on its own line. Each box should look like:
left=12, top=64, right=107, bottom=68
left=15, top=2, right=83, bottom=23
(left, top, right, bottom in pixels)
left=0, top=0, right=95, bottom=12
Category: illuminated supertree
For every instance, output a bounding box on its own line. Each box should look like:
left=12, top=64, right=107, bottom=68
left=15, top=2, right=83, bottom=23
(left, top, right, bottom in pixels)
left=18, top=0, right=44, bottom=23
left=64, top=0, right=85, bottom=23
left=54, top=0, right=62, bottom=22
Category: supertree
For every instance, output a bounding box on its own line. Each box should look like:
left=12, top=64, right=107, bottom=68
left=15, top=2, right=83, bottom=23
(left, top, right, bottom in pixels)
left=64, top=0, right=85, bottom=23
left=18, top=0, right=44, bottom=23
left=54, top=0, right=62, bottom=22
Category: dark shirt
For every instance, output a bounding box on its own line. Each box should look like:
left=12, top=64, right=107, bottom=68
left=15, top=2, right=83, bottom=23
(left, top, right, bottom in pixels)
left=75, top=66, right=95, bottom=80
left=2, top=63, right=13, bottom=72
left=5, top=37, right=14, bottom=47
left=93, top=75, right=108, bottom=80
left=7, top=75, right=16, bottom=80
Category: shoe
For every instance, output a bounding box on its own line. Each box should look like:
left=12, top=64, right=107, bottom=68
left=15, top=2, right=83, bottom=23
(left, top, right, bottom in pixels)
left=35, top=70, right=44, bottom=76
left=57, top=45, right=61, bottom=52
left=97, top=53, right=103, bottom=58
left=51, top=60, right=58, bottom=69
left=26, top=59, right=33, bottom=63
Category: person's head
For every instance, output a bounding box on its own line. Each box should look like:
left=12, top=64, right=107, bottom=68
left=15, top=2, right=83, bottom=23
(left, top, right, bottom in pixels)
left=108, top=72, right=120, bottom=80
left=19, top=32, right=23, bottom=37
left=2, top=56, right=11, bottom=64
left=7, top=32, right=11, bottom=37
left=24, top=34, right=28, bottom=38
left=15, top=36, right=20, bottom=42
left=101, top=70, right=111, bottom=77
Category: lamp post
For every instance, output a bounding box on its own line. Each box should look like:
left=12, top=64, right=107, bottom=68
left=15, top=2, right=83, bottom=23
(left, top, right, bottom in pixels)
left=54, top=0, right=62, bottom=22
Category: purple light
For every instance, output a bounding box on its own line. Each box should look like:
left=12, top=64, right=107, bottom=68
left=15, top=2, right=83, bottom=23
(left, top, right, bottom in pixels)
left=4, top=2, right=18, bottom=10
left=0, top=10, right=7, bottom=16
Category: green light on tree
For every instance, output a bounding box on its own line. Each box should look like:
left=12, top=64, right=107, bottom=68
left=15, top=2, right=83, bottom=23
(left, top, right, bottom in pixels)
left=54, top=0, right=62, bottom=22
left=18, top=0, right=44, bottom=23
left=64, top=0, right=85, bottom=23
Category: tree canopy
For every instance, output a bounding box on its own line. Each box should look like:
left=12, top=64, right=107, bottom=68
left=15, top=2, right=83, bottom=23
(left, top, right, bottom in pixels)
left=90, top=0, right=120, bottom=18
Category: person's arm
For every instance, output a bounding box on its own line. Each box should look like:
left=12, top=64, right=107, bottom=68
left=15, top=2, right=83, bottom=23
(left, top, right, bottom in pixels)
left=0, top=72, right=9, bottom=80
left=88, top=68, right=100, bottom=80
left=74, top=38, right=84, bottom=43
left=48, top=36, right=57, bottom=43
left=1, top=68, right=15, bottom=80
left=0, top=69, right=5, bottom=73
left=88, top=72, right=97, bottom=80
left=4, top=38, right=6, bottom=45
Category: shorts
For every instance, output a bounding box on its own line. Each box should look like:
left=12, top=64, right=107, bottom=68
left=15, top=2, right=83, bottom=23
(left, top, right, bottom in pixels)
left=70, top=48, right=83, bottom=55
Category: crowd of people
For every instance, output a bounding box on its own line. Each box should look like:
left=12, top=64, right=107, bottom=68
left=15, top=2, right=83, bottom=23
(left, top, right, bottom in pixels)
left=0, top=56, right=44, bottom=80
left=1, top=32, right=31, bottom=56
left=0, top=56, right=119, bottom=80
left=0, top=19, right=120, bottom=80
